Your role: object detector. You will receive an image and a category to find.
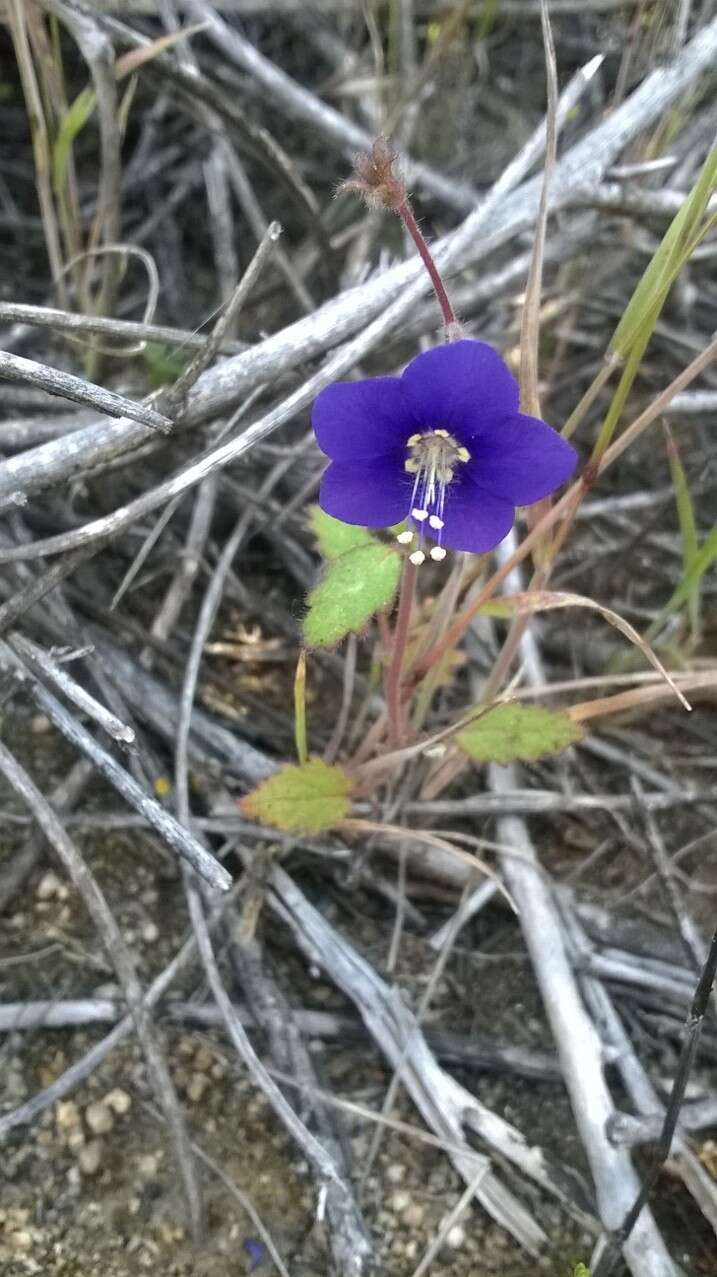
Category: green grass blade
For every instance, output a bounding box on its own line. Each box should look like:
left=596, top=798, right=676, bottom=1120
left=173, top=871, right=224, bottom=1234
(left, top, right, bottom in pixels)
left=611, top=146, right=717, bottom=358
left=52, top=86, right=96, bottom=194
left=665, top=426, right=700, bottom=640
left=591, top=146, right=717, bottom=461
left=649, top=525, right=717, bottom=640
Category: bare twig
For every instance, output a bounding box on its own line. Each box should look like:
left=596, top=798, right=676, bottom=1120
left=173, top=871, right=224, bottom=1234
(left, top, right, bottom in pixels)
left=7, top=23, right=708, bottom=503
left=4, top=672, right=232, bottom=892
left=591, top=925, right=717, bottom=1275
left=0, top=349, right=173, bottom=433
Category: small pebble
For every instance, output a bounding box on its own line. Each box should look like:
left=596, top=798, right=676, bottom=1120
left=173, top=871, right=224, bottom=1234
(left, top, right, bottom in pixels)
left=187, top=1073, right=210, bottom=1104
left=36, top=871, right=65, bottom=901
left=391, top=1190, right=410, bottom=1213
left=386, top=1163, right=406, bottom=1184
left=85, top=1101, right=114, bottom=1135
left=56, top=1101, right=81, bottom=1132
left=445, top=1224, right=466, bottom=1250
left=137, top=1153, right=160, bottom=1178
left=30, top=714, right=51, bottom=735
left=402, top=1203, right=425, bottom=1229
left=104, top=1088, right=131, bottom=1116
left=141, top=921, right=159, bottom=944
left=78, top=1140, right=103, bottom=1176
left=193, top=1045, right=214, bottom=1072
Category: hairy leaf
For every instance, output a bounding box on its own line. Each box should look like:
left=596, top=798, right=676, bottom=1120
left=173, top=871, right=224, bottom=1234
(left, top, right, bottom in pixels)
left=308, top=506, right=374, bottom=558
left=304, top=542, right=401, bottom=648
left=457, top=703, right=582, bottom=764
left=239, top=759, right=351, bottom=833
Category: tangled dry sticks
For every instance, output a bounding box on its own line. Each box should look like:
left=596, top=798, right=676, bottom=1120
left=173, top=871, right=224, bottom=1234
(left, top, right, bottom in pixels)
left=1, top=3, right=717, bottom=1276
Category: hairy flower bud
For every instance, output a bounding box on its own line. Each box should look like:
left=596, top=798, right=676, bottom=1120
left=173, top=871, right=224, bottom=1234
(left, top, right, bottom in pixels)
left=340, top=136, right=406, bottom=212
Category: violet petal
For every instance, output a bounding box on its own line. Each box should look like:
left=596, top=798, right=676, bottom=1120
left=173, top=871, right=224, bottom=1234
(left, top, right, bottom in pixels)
left=439, top=475, right=515, bottom=553
left=312, top=376, right=413, bottom=461
left=319, top=455, right=409, bottom=527
left=400, top=340, right=519, bottom=436
left=466, top=413, right=578, bottom=505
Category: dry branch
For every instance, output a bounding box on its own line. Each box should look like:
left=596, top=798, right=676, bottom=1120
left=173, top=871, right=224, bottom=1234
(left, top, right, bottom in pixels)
left=2, top=21, right=715, bottom=505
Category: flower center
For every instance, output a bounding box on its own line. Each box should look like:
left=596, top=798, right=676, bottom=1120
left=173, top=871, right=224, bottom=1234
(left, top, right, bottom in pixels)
left=396, top=429, right=471, bottom=564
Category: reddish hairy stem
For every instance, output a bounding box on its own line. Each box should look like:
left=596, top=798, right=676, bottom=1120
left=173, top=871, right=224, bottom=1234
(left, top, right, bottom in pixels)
left=385, top=561, right=417, bottom=748
left=398, top=200, right=458, bottom=333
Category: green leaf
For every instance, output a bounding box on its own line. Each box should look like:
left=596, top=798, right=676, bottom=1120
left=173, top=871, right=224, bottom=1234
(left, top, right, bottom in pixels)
left=143, top=342, right=191, bottom=389
left=308, top=506, right=375, bottom=558
left=456, top=703, right=582, bottom=764
left=573, top=1266, right=591, bottom=1277
left=53, top=87, right=97, bottom=193
left=304, top=542, right=401, bottom=648
left=239, top=759, right=351, bottom=833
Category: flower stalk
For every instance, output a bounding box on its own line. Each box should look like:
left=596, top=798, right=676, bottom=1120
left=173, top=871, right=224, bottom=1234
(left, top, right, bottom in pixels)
left=385, top=560, right=417, bottom=748
left=294, top=649, right=308, bottom=765
left=341, top=136, right=459, bottom=336
left=397, top=198, right=458, bottom=335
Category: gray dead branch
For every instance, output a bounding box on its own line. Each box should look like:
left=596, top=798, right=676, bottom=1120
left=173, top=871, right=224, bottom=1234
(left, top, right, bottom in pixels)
left=566, top=913, right=717, bottom=1239
left=0, top=48, right=599, bottom=531
left=0, top=348, right=173, bottom=433
left=1, top=18, right=715, bottom=508
left=476, top=536, right=692, bottom=1276
left=0, top=300, right=246, bottom=354
left=489, top=766, right=680, bottom=1277
left=231, top=936, right=375, bottom=1277
left=1, top=648, right=232, bottom=892
left=267, top=859, right=597, bottom=1254
left=0, top=997, right=563, bottom=1078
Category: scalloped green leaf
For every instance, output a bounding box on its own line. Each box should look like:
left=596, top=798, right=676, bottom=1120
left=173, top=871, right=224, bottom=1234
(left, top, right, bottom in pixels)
left=308, top=506, right=375, bottom=559
left=303, top=542, right=401, bottom=648
left=239, top=759, right=351, bottom=833
left=456, top=703, right=582, bottom=764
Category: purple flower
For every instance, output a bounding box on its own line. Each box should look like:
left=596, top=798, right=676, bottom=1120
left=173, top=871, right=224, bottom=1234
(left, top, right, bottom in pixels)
left=312, top=340, right=577, bottom=562
left=242, top=1238, right=266, bottom=1272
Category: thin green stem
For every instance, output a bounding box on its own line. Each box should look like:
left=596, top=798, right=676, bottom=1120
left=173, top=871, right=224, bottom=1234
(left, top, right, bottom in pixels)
left=561, top=354, right=621, bottom=441
left=294, top=649, right=308, bottom=765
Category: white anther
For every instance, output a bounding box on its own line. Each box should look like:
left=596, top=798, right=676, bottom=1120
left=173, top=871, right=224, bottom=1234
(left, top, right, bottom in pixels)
left=430, top=546, right=447, bottom=562
left=428, top=514, right=444, bottom=530
left=411, top=508, right=429, bottom=522
left=396, top=530, right=414, bottom=544
left=409, top=550, right=426, bottom=566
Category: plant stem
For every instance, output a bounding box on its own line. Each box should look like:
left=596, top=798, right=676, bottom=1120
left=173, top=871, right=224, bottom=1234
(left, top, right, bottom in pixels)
left=385, top=560, right=417, bottom=748
left=294, top=649, right=308, bottom=765
left=398, top=199, right=458, bottom=334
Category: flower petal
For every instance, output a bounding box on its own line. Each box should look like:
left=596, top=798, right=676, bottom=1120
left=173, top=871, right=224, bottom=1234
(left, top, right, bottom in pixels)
left=319, top=456, right=409, bottom=528
left=312, top=377, right=414, bottom=461
left=439, top=474, right=515, bottom=553
left=400, top=340, right=519, bottom=436
left=467, top=414, right=577, bottom=504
